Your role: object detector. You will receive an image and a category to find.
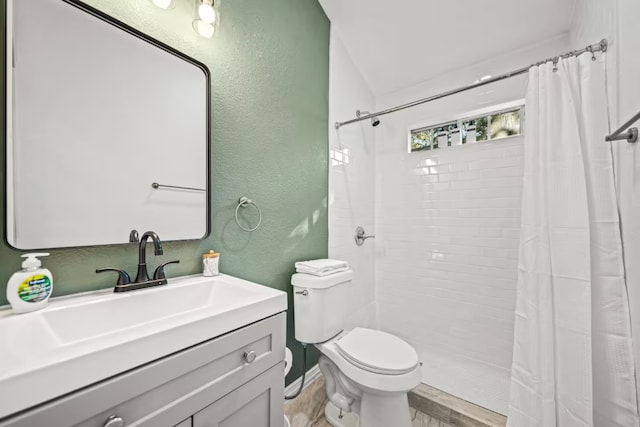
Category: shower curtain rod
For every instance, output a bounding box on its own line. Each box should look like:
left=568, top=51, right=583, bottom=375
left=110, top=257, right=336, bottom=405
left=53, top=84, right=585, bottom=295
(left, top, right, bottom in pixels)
left=334, top=39, right=608, bottom=129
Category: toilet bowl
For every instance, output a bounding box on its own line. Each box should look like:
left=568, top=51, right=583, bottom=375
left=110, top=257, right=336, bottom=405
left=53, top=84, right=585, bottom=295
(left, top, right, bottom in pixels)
left=291, top=269, right=422, bottom=427
left=317, top=328, right=421, bottom=427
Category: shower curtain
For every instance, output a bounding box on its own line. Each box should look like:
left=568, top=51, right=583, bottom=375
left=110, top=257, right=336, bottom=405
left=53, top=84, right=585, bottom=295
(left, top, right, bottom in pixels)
left=507, top=54, right=639, bottom=426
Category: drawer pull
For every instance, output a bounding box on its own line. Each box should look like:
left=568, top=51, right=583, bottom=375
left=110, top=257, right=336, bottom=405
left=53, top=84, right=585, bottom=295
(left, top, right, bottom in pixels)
left=104, top=415, right=125, bottom=427
left=243, top=350, right=257, bottom=364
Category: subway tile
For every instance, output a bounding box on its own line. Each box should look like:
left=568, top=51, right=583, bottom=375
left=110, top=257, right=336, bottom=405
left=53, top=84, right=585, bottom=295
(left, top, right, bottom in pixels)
left=448, top=162, right=470, bottom=172
left=502, top=228, right=521, bottom=239
left=414, top=167, right=433, bottom=176
left=429, top=165, right=451, bottom=174
left=481, top=166, right=524, bottom=179
left=377, top=136, right=524, bottom=415
left=468, top=157, right=521, bottom=171
left=419, top=157, right=440, bottom=167
left=457, top=208, right=521, bottom=218
left=422, top=175, right=440, bottom=183
left=457, top=170, right=483, bottom=181
left=449, top=180, right=484, bottom=190
left=438, top=173, right=459, bottom=183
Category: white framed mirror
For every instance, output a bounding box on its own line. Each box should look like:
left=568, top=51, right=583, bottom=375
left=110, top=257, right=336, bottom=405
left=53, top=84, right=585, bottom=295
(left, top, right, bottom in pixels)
left=5, top=0, right=210, bottom=249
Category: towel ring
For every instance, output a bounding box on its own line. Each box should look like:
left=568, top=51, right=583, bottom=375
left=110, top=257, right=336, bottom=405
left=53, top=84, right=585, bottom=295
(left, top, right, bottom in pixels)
left=235, top=197, right=262, bottom=232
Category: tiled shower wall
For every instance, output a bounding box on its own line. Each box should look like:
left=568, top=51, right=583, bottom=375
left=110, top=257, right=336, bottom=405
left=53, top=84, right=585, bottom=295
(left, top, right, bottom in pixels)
left=372, top=36, right=570, bottom=414
left=327, top=29, right=377, bottom=329
left=376, top=137, right=524, bottom=414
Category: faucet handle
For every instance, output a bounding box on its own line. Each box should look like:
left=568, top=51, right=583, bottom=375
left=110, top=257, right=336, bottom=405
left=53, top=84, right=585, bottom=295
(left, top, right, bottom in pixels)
left=153, top=260, right=180, bottom=281
left=96, top=268, right=132, bottom=286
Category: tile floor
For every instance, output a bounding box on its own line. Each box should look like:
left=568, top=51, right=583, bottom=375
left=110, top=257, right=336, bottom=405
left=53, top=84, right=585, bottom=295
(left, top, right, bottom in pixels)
left=285, top=376, right=328, bottom=427
left=410, top=408, right=453, bottom=427
left=284, top=376, right=452, bottom=427
left=294, top=404, right=451, bottom=427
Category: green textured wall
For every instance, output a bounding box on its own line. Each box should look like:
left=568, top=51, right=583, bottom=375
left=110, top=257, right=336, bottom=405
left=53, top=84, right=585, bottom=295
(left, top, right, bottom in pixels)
left=0, top=0, right=329, bottom=383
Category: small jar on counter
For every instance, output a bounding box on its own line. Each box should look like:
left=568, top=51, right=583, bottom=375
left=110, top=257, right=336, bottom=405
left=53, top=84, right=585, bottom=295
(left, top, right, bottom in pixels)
left=203, top=250, right=220, bottom=277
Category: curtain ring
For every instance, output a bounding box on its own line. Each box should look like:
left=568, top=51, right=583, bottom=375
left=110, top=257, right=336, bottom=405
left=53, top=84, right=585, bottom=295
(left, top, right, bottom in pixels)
left=552, top=57, right=559, bottom=72
left=587, top=45, right=596, bottom=61
left=235, top=197, right=262, bottom=232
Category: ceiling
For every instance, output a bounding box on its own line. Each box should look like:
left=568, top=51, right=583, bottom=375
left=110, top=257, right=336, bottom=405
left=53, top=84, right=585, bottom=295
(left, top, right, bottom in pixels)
left=319, top=0, right=577, bottom=96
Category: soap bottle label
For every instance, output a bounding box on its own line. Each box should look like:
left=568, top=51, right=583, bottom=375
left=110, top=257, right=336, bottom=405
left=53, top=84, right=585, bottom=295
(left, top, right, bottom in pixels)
left=18, top=275, right=52, bottom=303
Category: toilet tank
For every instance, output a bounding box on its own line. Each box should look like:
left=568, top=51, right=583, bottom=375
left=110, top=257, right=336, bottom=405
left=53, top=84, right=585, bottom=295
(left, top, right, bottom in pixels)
left=291, top=270, right=352, bottom=344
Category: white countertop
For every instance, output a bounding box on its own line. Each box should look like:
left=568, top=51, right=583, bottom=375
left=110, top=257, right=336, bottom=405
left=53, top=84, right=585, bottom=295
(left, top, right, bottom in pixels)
left=0, top=274, right=287, bottom=419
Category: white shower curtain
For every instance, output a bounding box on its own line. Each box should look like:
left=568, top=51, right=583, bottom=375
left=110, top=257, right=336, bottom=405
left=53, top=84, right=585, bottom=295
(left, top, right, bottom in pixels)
left=507, top=54, right=639, bottom=426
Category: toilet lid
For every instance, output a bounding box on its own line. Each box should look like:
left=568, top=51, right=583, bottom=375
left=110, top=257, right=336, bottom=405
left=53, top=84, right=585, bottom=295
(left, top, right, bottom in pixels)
left=335, top=328, right=419, bottom=375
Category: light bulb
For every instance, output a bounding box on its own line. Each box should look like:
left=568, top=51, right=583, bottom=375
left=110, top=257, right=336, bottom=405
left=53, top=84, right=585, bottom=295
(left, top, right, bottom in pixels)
left=193, top=20, right=215, bottom=39
left=198, top=3, right=217, bottom=24
left=151, top=0, right=174, bottom=9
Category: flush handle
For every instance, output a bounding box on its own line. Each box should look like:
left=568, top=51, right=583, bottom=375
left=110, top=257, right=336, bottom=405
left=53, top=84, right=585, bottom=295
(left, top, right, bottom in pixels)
left=295, top=290, right=309, bottom=296
left=103, top=415, right=125, bottom=427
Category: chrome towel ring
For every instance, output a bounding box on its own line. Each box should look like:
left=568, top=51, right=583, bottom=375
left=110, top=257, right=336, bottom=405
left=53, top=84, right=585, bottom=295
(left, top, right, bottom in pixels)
left=235, top=197, right=262, bottom=232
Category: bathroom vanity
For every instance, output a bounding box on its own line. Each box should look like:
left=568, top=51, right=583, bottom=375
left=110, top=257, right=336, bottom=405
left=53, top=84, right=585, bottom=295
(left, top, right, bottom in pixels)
left=0, top=275, right=287, bottom=427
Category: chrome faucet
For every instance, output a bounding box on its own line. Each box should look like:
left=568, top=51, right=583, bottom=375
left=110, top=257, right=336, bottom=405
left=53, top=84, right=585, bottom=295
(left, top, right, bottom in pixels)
left=135, top=231, right=163, bottom=283
left=96, top=231, right=179, bottom=292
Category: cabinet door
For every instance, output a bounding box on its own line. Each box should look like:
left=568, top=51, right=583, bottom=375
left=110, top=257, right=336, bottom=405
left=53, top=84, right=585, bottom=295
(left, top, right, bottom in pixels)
left=194, top=363, right=284, bottom=427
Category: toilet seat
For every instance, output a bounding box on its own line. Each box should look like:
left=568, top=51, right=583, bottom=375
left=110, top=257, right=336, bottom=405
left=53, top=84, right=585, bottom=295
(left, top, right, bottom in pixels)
left=335, top=328, right=419, bottom=375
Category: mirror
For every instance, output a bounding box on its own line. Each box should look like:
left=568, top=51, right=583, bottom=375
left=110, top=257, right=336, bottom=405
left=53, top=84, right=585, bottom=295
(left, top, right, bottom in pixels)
left=5, top=0, right=210, bottom=249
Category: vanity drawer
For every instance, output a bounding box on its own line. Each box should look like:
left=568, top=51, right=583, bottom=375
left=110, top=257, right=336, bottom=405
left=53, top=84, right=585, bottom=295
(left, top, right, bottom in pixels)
left=1, top=312, right=285, bottom=427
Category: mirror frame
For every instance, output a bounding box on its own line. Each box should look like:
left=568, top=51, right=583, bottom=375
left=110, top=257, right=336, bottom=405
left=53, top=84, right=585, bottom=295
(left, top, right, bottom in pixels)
left=3, top=0, right=212, bottom=250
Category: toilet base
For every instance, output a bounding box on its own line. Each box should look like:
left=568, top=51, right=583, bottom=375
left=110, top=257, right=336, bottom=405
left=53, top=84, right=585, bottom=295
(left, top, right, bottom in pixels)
left=325, top=401, right=359, bottom=427
left=325, top=394, right=412, bottom=427
left=318, top=349, right=417, bottom=427
left=359, top=391, right=412, bottom=427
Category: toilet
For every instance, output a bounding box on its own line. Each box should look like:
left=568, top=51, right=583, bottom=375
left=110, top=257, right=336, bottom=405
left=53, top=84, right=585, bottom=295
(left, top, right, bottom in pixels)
left=292, top=270, right=421, bottom=427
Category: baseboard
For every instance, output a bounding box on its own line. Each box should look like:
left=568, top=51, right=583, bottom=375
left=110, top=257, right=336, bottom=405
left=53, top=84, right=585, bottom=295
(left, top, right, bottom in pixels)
left=284, top=364, right=322, bottom=396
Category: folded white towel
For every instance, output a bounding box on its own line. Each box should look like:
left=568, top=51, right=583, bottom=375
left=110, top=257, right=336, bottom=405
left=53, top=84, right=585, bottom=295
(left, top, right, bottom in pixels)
left=296, top=265, right=350, bottom=277
left=295, top=259, right=349, bottom=276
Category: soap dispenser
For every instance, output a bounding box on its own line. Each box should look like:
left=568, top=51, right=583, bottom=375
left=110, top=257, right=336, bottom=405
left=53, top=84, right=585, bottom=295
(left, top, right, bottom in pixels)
left=6, top=253, right=53, bottom=314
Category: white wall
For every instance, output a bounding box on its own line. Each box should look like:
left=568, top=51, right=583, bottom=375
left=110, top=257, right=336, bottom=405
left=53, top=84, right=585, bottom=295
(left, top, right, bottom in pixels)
left=570, top=0, right=640, bottom=403
left=328, top=28, right=377, bottom=329
left=374, top=36, right=570, bottom=414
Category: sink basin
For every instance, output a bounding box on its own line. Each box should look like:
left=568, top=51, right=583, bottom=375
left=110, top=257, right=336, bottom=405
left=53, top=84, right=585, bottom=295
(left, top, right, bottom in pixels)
left=43, top=280, right=213, bottom=344
left=0, top=274, right=287, bottom=419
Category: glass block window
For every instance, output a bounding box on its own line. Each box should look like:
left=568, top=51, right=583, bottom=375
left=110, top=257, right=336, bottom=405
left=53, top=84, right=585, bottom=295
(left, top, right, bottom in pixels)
left=410, top=106, right=523, bottom=152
